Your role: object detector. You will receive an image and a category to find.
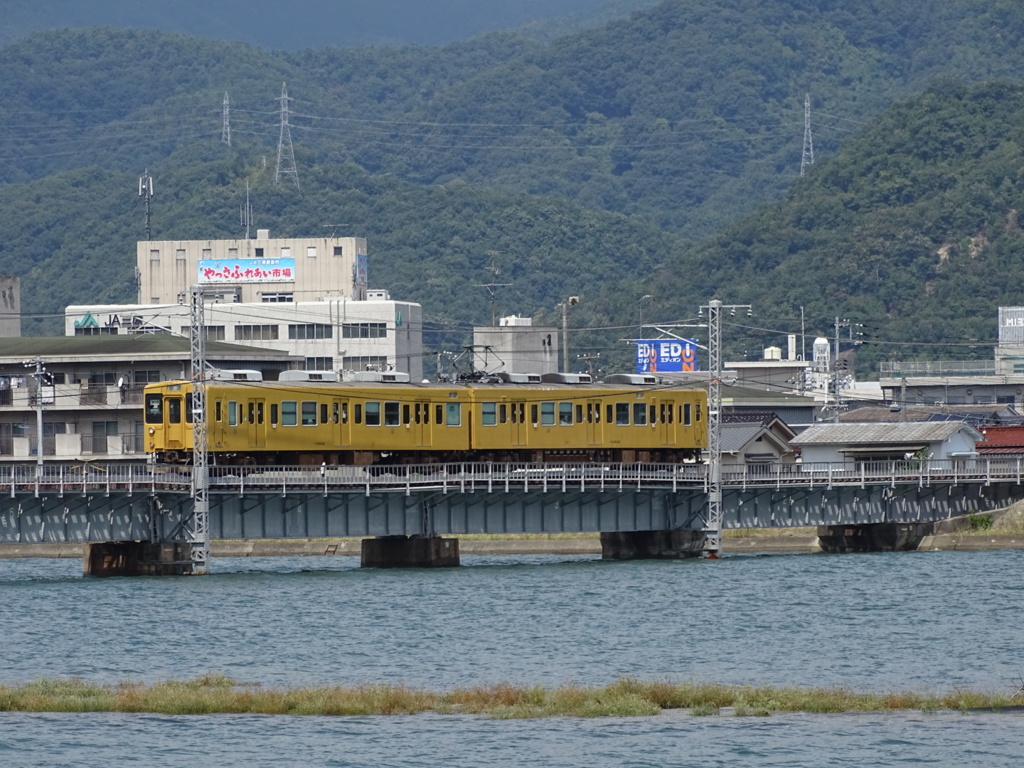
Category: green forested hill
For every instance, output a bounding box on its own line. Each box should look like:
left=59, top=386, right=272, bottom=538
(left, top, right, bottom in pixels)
left=655, top=80, right=1024, bottom=370
left=3, top=1, right=1024, bottom=373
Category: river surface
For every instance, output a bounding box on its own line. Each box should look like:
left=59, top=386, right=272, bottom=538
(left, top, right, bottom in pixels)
left=1, top=548, right=1022, bottom=767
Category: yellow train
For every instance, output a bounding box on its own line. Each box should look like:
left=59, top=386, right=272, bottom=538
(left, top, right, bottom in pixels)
left=143, top=372, right=707, bottom=465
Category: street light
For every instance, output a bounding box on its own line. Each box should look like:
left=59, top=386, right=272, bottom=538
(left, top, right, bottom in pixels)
left=639, top=294, right=652, bottom=339
left=560, top=296, right=579, bottom=372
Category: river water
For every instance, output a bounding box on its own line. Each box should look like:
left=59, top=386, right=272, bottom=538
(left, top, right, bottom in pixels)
left=1, top=548, right=1022, bottom=767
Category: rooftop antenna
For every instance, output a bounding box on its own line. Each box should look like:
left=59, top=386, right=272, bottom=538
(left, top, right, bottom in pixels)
left=475, top=252, right=511, bottom=326
left=800, top=93, right=815, bottom=176
left=323, top=224, right=346, bottom=238
left=138, top=169, right=154, bottom=240
left=221, top=91, right=231, bottom=147
left=240, top=179, right=253, bottom=239
left=274, top=82, right=300, bottom=190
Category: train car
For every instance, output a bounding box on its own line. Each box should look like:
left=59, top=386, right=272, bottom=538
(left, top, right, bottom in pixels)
left=143, top=374, right=706, bottom=465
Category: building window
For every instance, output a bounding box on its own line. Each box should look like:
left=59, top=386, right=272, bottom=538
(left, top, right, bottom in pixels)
left=149, top=249, right=160, bottom=261
left=255, top=247, right=264, bottom=257
left=333, top=246, right=343, bottom=256
left=281, top=247, right=291, bottom=258
left=228, top=248, right=238, bottom=258
left=134, top=370, right=162, bottom=384
left=235, top=324, right=279, bottom=341
left=179, top=326, right=225, bottom=340
left=307, top=246, right=317, bottom=258
left=175, top=249, right=186, bottom=261
left=342, top=356, right=388, bottom=372
left=75, top=327, right=118, bottom=336
left=288, top=323, right=333, bottom=340
left=305, top=357, right=333, bottom=370
left=342, top=322, right=387, bottom=338
left=261, top=293, right=294, bottom=303
left=202, top=248, right=212, bottom=259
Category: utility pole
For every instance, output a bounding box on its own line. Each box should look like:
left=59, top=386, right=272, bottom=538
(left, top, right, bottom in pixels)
left=274, top=82, right=300, bottom=190
left=24, top=357, right=46, bottom=492
left=701, top=299, right=751, bottom=559
left=138, top=170, right=154, bottom=240
left=560, top=296, right=579, bottom=371
left=189, top=286, right=210, bottom=574
left=800, top=93, right=814, bottom=176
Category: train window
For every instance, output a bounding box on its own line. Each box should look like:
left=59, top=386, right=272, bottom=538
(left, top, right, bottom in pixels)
left=185, top=394, right=194, bottom=424
left=594, top=404, right=600, bottom=423
left=321, top=403, right=329, bottom=424
left=257, top=402, right=265, bottom=425
left=215, top=400, right=222, bottom=422
left=302, top=402, right=317, bottom=426
left=341, top=402, right=348, bottom=424
left=446, top=403, right=461, bottom=427
left=248, top=402, right=256, bottom=424
left=414, top=403, right=421, bottom=424
left=355, top=404, right=362, bottom=424
left=649, top=404, right=657, bottom=424
left=384, top=402, right=400, bottom=427
left=633, top=402, right=647, bottom=426
left=667, top=402, right=674, bottom=423
left=482, top=402, right=496, bottom=426
left=282, top=401, right=298, bottom=426
left=145, top=393, right=163, bottom=424
left=695, top=402, right=702, bottom=422
left=435, top=404, right=443, bottom=424
left=271, top=404, right=278, bottom=425
left=541, top=402, right=555, bottom=426
left=531, top=404, right=539, bottom=425
left=683, top=403, right=692, bottom=426
left=615, top=402, right=630, bottom=425
left=576, top=404, right=584, bottom=423
left=586, top=403, right=594, bottom=423
left=559, top=402, right=573, bottom=425
left=403, top=404, right=411, bottom=425
left=518, top=403, right=526, bottom=424
left=168, top=397, right=182, bottom=424
left=499, top=404, right=507, bottom=424
left=333, top=403, right=340, bottom=424
left=365, top=402, right=381, bottom=427
left=510, top=404, right=517, bottom=424
left=660, top=403, right=667, bottom=424
left=605, top=404, right=613, bottom=424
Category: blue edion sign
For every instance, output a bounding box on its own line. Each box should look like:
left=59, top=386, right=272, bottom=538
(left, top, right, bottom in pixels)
left=636, top=339, right=698, bottom=373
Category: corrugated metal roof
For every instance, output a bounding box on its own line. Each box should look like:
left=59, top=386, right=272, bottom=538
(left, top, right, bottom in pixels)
left=793, top=421, right=981, bottom=445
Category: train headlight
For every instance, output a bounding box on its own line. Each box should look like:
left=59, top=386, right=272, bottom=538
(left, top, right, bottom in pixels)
left=148, top=427, right=155, bottom=435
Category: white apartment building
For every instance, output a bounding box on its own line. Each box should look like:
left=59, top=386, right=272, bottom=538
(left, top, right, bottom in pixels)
left=66, top=231, right=424, bottom=380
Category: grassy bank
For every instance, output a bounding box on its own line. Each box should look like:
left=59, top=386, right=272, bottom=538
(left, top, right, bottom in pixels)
left=0, top=675, right=1016, bottom=718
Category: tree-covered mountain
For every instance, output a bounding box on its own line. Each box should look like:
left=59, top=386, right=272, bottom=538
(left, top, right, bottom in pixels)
left=3, top=1, right=1024, bottom=374
left=0, top=0, right=659, bottom=50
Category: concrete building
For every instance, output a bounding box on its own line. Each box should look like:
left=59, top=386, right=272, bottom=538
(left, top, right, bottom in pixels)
left=792, top=421, right=982, bottom=465
left=66, top=230, right=424, bottom=380
left=472, top=315, right=559, bottom=376
left=0, top=336, right=298, bottom=464
left=0, top=276, right=20, bottom=337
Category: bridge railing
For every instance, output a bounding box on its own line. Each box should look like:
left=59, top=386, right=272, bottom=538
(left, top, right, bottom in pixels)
left=0, top=457, right=1021, bottom=495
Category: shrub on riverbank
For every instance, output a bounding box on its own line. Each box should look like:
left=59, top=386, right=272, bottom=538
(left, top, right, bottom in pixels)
left=0, top=676, right=1014, bottom=718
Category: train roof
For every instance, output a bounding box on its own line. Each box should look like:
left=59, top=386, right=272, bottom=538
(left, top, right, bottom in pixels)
left=148, top=379, right=704, bottom=393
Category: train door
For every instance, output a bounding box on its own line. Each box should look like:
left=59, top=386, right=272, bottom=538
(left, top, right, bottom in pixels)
left=413, top=399, right=432, bottom=448
left=585, top=399, right=602, bottom=446
left=247, top=398, right=266, bottom=449
left=507, top=399, right=527, bottom=447
left=164, top=395, right=186, bottom=449
left=331, top=399, right=351, bottom=448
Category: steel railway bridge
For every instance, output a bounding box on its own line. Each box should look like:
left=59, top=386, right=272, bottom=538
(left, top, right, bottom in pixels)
left=1, top=458, right=1023, bottom=574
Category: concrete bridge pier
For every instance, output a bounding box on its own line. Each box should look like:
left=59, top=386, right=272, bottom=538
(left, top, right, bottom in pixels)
left=360, top=535, right=460, bottom=568
left=83, top=541, right=197, bottom=576
left=600, top=529, right=704, bottom=560
left=816, top=523, right=935, bottom=554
